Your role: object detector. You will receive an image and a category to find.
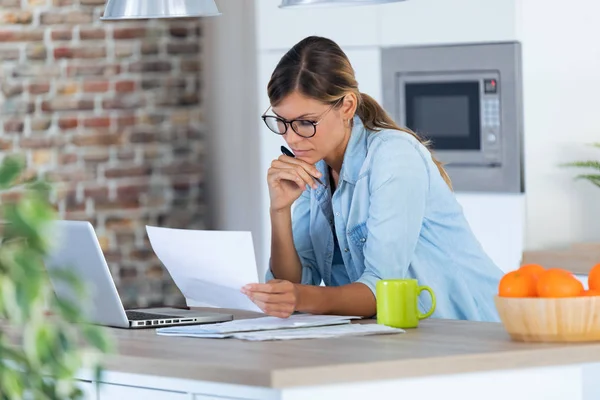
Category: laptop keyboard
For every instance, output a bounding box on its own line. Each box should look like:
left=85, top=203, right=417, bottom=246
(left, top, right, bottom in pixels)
left=126, top=310, right=179, bottom=321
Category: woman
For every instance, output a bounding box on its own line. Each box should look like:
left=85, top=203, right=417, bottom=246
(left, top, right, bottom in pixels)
left=241, top=36, right=504, bottom=322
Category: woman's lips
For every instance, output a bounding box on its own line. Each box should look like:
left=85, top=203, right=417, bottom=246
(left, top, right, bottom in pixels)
left=292, top=149, right=311, bottom=156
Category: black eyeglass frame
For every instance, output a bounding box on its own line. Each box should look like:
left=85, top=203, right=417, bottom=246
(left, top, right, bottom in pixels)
left=261, top=98, right=343, bottom=138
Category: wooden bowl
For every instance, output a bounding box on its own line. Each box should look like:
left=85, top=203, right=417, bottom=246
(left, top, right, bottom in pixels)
left=494, top=295, right=600, bottom=342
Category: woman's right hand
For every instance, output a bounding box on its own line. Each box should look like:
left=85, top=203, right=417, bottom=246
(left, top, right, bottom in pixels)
left=267, top=155, right=322, bottom=212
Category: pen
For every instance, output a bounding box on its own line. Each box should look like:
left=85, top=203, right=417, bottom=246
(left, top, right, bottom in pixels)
left=280, top=145, right=325, bottom=186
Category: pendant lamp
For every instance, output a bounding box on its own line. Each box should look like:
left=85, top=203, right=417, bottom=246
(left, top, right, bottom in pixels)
left=101, top=0, right=221, bottom=20
left=279, top=0, right=405, bottom=8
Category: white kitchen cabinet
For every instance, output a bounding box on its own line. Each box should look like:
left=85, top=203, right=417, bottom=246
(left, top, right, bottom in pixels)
left=97, top=383, right=191, bottom=400
left=378, top=0, right=518, bottom=46
left=255, top=0, right=381, bottom=51
left=342, top=47, right=382, bottom=102
left=455, top=193, right=525, bottom=273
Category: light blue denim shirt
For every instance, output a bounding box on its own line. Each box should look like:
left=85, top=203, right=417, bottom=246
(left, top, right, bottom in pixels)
left=266, top=116, right=504, bottom=322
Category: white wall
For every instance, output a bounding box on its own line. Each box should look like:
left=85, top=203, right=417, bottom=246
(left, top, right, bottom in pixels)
left=517, top=0, right=600, bottom=250
left=202, top=0, right=264, bottom=268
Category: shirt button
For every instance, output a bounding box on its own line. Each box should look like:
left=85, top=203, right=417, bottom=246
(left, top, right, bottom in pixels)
left=360, top=238, right=366, bottom=243
left=344, top=248, right=349, bottom=252
left=335, top=212, right=340, bottom=216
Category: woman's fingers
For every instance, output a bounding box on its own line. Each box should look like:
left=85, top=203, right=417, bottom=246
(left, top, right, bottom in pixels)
left=271, top=160, right=318, bottom=189
left=252, top=299, right=295, bottom=318
left=278, top=155, right=322, bottom=180
left=244, top=280, right=294, bottom=294
left=248, top=291, right=295, bottom=305
left=242, top=280, right=297, bottom=318
left=268, top=168, right=312, bottom=190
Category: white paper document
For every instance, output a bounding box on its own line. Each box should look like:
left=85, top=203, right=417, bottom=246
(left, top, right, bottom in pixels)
left=156, top=321, right=404, bottom=341
left=146, top=226, right=262, bottom=313
left=234, top=323, right=405, bottom=341
left=156, top=314, right=361, bottom=336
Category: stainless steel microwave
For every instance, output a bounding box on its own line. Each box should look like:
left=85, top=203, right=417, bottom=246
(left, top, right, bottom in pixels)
left=381, top=41, right=524, bottom=193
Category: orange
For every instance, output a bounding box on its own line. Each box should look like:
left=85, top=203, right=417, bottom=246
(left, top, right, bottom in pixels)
left=579, top=289, right=600, bottom=297
left=518, top=263, right=545, bottom=280
left=537, top=268, right=584, bottom=298
left=588, top=263, right=600, bottom=291
left=498, top=270, right=537, bottom=297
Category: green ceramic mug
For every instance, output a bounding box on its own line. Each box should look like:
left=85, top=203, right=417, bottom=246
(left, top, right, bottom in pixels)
left=376, top=279, right=436, bottom=329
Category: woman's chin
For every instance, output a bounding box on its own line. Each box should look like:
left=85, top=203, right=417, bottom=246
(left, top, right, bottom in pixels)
left=294, top=152, right=320, bottom=165
left=299, top=157, right=319, bottom=165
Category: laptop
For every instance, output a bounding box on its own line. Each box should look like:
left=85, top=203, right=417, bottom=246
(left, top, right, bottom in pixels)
left=43, top=220, right=233, bottom=329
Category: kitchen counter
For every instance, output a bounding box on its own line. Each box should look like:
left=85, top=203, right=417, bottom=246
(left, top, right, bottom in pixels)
left=100, top=309, right=600, bottom=389
left=78, top=308, right=600, bottom=400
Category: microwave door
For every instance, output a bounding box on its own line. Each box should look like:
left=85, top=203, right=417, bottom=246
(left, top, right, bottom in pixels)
left=402, top=81, right=493, bottom=166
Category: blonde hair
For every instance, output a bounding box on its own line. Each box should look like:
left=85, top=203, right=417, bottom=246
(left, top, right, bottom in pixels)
left=267, top=36, right=453, bottom=190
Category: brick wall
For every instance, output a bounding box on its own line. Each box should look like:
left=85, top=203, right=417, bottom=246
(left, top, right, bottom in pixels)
left=0, top=0, right=206, bottom=308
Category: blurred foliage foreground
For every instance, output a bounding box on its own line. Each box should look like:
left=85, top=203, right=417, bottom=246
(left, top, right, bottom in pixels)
left=0, top=154, right=112, bottom=399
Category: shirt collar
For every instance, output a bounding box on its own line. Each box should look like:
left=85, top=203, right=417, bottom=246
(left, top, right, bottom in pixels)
left=338, top=115, right=367, bottom=185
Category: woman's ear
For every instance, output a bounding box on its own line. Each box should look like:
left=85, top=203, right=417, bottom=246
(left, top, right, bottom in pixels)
left=340, top=93, right=358, bottom=122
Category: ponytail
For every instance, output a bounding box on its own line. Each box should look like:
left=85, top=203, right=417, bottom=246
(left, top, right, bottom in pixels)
left=356, top=92, right=453, bottom=190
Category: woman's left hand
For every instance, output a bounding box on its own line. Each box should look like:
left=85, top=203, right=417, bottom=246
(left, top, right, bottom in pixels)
left=241, top=280, right=298, bottom=318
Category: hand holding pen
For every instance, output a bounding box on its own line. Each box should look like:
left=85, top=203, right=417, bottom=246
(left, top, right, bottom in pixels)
left=280, top=146, right=324, bottom=186
left=266, top=146, right=324, bottom=212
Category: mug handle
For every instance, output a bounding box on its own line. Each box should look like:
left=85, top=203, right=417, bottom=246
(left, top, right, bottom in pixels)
left=417, top=285, right=436, bottom=320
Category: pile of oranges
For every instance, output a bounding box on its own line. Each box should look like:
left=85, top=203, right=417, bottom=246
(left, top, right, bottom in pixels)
left=498, top=263, right=600, bottom=298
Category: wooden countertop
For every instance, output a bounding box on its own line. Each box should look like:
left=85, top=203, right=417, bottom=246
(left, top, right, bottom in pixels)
left=522, top=243, right=600, bottom=275
left=98, top=308, right=600, bottom=389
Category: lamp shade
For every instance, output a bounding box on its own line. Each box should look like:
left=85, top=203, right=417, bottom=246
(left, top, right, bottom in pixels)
left=101, top=0, right=221, bottom=20
left=280, top=0, right=405, bottom=7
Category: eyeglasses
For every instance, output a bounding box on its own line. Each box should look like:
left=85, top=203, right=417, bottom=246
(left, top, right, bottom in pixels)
left=261, top=98, right=342, bottom=138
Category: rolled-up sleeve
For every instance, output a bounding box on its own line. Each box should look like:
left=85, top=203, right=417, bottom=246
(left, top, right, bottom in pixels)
left=356, top=137, right=430, bottom=294
left=265, top=189, right=322, bottom=285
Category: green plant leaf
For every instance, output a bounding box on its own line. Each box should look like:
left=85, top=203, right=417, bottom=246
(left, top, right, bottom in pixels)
left=34, top=324, right=55, bottom=366
left=15, top=269, right=45, bottom=322
left=0, top=342, right=30, bottom=366
left=561, top=161, right=600, bottom=170
left=2, top=199, right=55, bottom=253
left=0, top=155, right=25, bottom=189
left=0, top=164, right=109, bottom=398
left=1, top=276, right=22, bottom=323
left=575, top=174, right=600, bottom=188
left=575, top=174, right=600, bottom=180
left=81, top=325, right=113, bottom=353
left=51, top=296, right=82, bottom=323
left=47, top=268, right=86, bottom=300
left=25, top=180, right=53, bottom=203
left=0, top=364, right=25, bottom=399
